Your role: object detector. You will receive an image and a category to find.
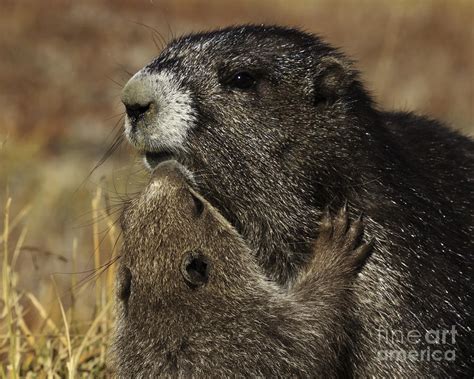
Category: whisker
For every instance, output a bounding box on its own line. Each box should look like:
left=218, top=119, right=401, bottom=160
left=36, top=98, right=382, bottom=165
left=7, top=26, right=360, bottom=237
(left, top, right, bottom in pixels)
left=131, top=20, right=167, bottom=51
left=103, top=111, right=126, bottom=122
left=105, top=75, right=125, bottom=88
left=75, top=128, right=125, bottom=194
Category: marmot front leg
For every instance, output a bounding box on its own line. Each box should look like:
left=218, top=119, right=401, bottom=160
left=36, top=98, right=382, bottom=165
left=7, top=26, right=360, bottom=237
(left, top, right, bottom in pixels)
left=278, top=207, right=374, bottom=377
left=292, top=206, right=374, bottom=296
left=314, top=207, right=374, bottom=276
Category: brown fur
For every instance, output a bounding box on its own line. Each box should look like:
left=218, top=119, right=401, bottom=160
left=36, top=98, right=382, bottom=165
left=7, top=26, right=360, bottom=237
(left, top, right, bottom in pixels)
left=111, top=161, right=373, bottom=377
left=121, top=26, right=473, bottom=376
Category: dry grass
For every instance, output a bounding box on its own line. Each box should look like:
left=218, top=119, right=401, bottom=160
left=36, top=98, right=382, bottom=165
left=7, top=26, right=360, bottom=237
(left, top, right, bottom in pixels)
left=1, top=192, right=118, bottom=377
left=0, top=0, right=472, bottom=376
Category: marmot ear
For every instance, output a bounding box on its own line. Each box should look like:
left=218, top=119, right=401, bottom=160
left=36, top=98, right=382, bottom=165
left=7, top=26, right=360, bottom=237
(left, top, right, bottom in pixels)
left=190, top=191, right=205, bottom=217
left=313, top=55, right=356, bottom=106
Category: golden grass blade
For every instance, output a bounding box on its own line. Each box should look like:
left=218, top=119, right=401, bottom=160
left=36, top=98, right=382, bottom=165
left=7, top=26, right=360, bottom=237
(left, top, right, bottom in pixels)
left=104, top=209, right=118, bottom=302
left=73, top=300, right=113, bottom=366
left=17, top=316, right=35, bottom=349
left=11, top=226, right=28, bottom=270
left=0, top=203, right=31, bottom=245
left=92, top=187, right=103, bottom=316
left=2, top=197, right=19, bottom=378
left=53, top=279, right=75, bottom=379
left=69, top=238, right=78, bottom=325
left=25, top=293, right=67, bottom=347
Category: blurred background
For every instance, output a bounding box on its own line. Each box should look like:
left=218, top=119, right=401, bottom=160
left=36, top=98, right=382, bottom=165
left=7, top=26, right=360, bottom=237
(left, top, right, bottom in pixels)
left=0, top=0, right=472, bottom=372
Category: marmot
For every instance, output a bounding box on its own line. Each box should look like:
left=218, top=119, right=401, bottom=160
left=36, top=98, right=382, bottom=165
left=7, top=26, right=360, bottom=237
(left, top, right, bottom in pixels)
left=121, top=25, right=473, bottom=376
left=112, top=161, right=373, bottom=377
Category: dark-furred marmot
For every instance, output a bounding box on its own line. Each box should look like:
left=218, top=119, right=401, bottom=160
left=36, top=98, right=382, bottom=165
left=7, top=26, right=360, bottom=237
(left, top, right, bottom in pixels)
left=112, top=161, right=373, bottom=377
left=121, top=26, right=473, bottom=376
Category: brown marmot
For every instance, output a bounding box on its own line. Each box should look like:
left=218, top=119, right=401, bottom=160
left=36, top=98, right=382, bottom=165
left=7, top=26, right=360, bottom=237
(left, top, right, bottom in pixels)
left=112, top=161, right=373, bottom=377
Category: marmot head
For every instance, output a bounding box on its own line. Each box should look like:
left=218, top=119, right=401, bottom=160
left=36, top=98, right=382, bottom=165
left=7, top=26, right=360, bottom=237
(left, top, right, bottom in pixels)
left=121, top=25, right=376, bottom=281
left=122, top=25, right=371, bottom=179
left=118, top=161, right=262, bottom=322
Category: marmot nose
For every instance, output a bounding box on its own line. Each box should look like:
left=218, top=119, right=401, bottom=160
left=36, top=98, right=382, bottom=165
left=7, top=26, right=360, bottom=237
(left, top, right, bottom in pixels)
left=124, top=102, right=151, bottom=121
left=121, top=76, right=156, bottom=124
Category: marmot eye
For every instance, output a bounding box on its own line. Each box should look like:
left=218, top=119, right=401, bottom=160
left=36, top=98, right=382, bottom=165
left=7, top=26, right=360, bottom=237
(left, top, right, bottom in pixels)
left=227, top=71, right=256, bottom=90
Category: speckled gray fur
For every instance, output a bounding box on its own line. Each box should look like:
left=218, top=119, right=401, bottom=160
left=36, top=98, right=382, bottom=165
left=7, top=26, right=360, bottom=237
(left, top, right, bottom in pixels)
left=120, top=25, right=473, bottom=376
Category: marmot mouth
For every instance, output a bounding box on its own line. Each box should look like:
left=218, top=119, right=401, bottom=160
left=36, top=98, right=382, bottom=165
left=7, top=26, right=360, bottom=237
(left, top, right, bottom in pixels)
left=144, top=150, right=175, bottom=169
